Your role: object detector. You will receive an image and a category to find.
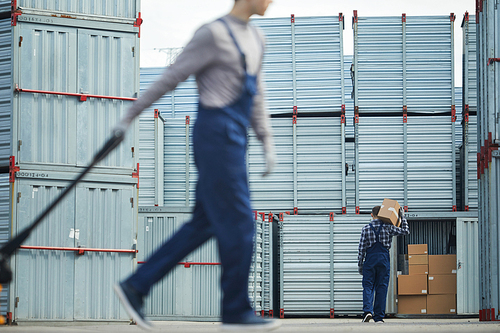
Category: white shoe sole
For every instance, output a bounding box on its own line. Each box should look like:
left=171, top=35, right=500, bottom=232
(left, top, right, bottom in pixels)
left=114, top=284, right=153, bottom=331
left=221, top=319, right=281, bottom=331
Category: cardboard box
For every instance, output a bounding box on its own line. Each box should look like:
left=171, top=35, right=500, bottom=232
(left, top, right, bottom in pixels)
left=398, top=274, right=428, bottom=295
left=398, top=295, right=427, bottom=314
left=428, top=274, right=457, bottom=295
left=378, top=198, right=401, bottom=227
left=408, top=244, right=428, bottom=255
left=426, top=294, right=456, bottom=314
left=408, top=254, right=428, bottom=265
left=409, top=264, right=429, bottom=275
left=428, top=255, right=457, bottom=275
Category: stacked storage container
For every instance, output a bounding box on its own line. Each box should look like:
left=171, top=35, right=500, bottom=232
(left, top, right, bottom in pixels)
left=476, top=0, right=500, bottom=322
left=1, top=1, right=142, bottom=322
left=352, top=12, right=457, bottom=213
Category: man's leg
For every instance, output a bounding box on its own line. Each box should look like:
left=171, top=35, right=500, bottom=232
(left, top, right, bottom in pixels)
left=372, top=260, right=390, bottom=322
left=362, top=257, right=376, bottom=315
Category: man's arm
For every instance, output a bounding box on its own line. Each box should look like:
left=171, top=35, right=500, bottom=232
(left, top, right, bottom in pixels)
left=357, top=227, right=368, bottom=274
left=389, top=209, right=410, bottom=236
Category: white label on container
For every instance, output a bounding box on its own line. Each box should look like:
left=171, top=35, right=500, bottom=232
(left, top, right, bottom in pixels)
left=450, top=309, right=456, bottom=313
left=429, top=276, right=434, bottom=280
left=75, top=229, right=80, bottom=240
left=421, top=309, right=427, bottom=313
left=422, top=290, right=427, bottom=293
left=69, top=228, right=74, bottom=239
left=146, top=226, right=149, bottom=232
left=452, top=270, right=457, bottom=274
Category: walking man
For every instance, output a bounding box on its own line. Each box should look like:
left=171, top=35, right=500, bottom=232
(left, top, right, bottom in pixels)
left=358, top=205, right=409, bottom=323
left=113, top=0, right=279, bottom=330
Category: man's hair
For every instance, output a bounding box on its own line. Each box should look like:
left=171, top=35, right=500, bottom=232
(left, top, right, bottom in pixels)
left=372, top=206, right=381, bottom=217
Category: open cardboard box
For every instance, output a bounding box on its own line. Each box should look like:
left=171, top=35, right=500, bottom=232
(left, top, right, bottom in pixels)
left=378, top=198, right=401, bottom=227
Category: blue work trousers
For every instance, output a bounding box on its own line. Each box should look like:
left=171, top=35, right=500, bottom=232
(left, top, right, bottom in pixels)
left=362, top=242, right=390, bottom=322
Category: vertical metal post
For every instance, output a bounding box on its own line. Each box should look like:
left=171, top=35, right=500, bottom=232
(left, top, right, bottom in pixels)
left=291, top=15, right=298, bottom=212
left=402, top=14, right=408, bottom=210
left=353, top=10, right=359, bottom=212
left=451, top=13, right=457, bottom=211
left=185, top=116, right=190, bottom=206
left=329, top=213, right=334, bottom=316
left=279, top=217, right=284, bottom=317
left=339, top=13, right=346, bottom=212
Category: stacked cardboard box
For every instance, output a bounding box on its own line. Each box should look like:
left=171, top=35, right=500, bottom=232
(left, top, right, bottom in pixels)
left=397, top=245, right=458, bottom=315
left=427, top=255, right=457, bottom=314
left=398, top=244, right=428, bottom=314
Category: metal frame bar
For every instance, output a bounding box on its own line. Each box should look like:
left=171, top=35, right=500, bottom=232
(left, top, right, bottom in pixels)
left=19, top=245, right=137, bottom=254
left=14, top=85, right=137, bottom=101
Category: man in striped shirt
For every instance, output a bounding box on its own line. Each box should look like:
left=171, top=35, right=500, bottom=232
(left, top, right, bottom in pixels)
left=358, top=205, right=409, bottom=323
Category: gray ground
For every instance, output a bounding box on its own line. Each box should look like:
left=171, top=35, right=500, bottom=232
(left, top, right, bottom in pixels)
left=0, top=318, right=499, bottom=333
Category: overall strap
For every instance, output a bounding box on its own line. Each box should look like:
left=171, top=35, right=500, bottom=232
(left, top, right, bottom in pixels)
left=218, top=18, right=247, bottom=72
left=369, top=222, right=383, bottom=243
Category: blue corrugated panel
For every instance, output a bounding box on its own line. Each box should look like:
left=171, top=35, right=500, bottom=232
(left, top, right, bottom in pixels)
left=0, top=19, right=11, bottom=168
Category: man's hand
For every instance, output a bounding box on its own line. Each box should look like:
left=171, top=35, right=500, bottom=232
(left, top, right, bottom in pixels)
left=262, top=139, right=276, bottom=177
left=358, top=266, right=363, bottom=275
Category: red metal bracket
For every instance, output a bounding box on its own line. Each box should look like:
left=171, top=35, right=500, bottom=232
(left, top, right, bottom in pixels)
left=134, top=12, right=143, bottom=38
left=268, top=213, right=274, bottom=223
left=464, top=11, right=469, bottom=22
left=11, top=0, right=21, bottom=26
left=404, top=206, right=408, bottom=212
left=259, top=212, right=266, bottom=221
left=280, top=309, right=284, bottom=319
left=465, top=205, right=469, bottom=212
left=154, top=109, right=159, bottom=118
left=341, top=114, right=345, bottom=124
left=269, top=310, right=273, bottom=318
left=291, top=14, right=295, bottom=23
left=402, top=13, right=406, bottom=23
left=261, top=310, right=264, bottom=317
left=355, top=113, right=359, bottom=124
left=15, top=84, right=137, bottom=102
left=355, top=206, right=360, bottom=214
left=451, top=105, right=456, bottom=122
left=450, top=13, right=456, bottom=22
left=341, top=104, right=345, bottom=112
left=279, top=212, right=284, bottom=222
left=6, top=312, right=12, bottom=325
left=329, top=212, right=334, bottom=221
left=487, top=58, right=500, bottom=66
left=464, top=104, right=469, bottom=122
left=339, top=13, right=343, bottom=22
left=186, top=116, right=190, bottom=125
left=342, top=207, right=346, bottom=214
left=132, top=163, right=139, bottom=188
left=452, top=205, right=457, bottom=212
left=353, top=10, right=358, bottom=23
left=9, top=156, right=19, bottom=183
left=293, top=207, right=298, bottom=215
left=292, top=115, right=297, bottom=124
left=330, top=308, right=334, bottom=318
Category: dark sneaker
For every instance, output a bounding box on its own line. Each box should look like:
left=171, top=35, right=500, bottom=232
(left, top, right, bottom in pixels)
left=221, top=315, right=281, bottom=331
left=362, top=312, right=373, bottom=322
left=375, top=319, right=385, bottom=323
left=114, top=282, right=152, bottom=330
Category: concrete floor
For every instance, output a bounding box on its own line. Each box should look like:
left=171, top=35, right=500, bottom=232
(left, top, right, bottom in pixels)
left=0, top=318, right=499, bottom=333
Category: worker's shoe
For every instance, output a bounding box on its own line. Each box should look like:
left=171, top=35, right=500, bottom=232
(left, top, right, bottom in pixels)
left=114, top=281, right=152, bottom=330
left=221, top=314, right=281, bottom=331
left=375, top=319, right=385, bottom=323
left=362, top=312, right=373, bottom=322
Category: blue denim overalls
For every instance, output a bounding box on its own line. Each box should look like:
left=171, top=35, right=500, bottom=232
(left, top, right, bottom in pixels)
left=126, top=19, right=260, bottom=323
left=362, top=223, right=391, bottom=322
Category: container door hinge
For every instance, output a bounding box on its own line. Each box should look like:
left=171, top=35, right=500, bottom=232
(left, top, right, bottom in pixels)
left=18, top=36, right=23, bottom=47
left=131, top=147, right=135, bottom=158
left=17, top=140, right=22, bottom=151
left=17, top=192, right=21, bottom=203
left=15, top=297, right=19, bottom=308
left=130, top=197, right=134, bottom=208
left=132, top=47, right=135, bottom=57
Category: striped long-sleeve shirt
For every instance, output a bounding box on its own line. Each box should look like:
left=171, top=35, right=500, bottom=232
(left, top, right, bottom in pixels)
left=357, top=217, right=410, bottom=268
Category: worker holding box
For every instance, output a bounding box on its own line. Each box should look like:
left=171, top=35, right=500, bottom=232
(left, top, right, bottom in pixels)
left=358, top=205, right=409, bottom=322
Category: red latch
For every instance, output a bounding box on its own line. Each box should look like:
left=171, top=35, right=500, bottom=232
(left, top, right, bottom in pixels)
left=268, top=213, right=273, bottom=223
left=464, top=104, right=469, bottom=122
left=339, top=13, right=343, bottom=22
left=402, top=13, right=406, bottom=23
left=464, top=11, right=469, bottom=22
left=487, top=58, right=500, bottom=66
left=293, top=106, right=297, bottom=113
left=330, top=308, right=334, bottom=318
left=451, top=105, right=456, bottom=122
left=450, top=13, right=456, bottom=22
left=293, top=207, right=298, bottom=215
left=269, top=310, right=274, bottom=318
left=9, top=156, right=19, bottom=183
left=465, top=205, right=469, bottom=211
left=342, top=207, right=346, bottom=214
left=279, top=213, right=284, bottom=222
left=134, top=12, right=143, bottom=38
left=329, top=212, right=334, bottom=221
left=280, top=309, right=284, bottom=319
left=184, top=262, right=191, bottom=268
left=291, top=14, right=295, bottom=23
left=355, top=113, right=359, bottom=124
left=341, top=104, right=345, bottom=112
left=186, top=116, right=190, bottom=125
left=353, top=10, right=358, bottom=23
left=404, top=206, right=408, bottom=212
left=452, top=205, right=457, bottom=212
left=154, top=109, right=159, bottom=118
left=78, top=249, right=85, bottom=255
left=341, top=114, right=345, bottom=124
left=355, top=206, right=360, bottom=214
left=292, top=115, right=297, bottom=124
left=132, top=163, right=139, bottom=188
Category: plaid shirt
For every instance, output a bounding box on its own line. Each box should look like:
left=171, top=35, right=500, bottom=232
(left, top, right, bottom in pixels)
left=357, top=217, right=409, bottom=268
